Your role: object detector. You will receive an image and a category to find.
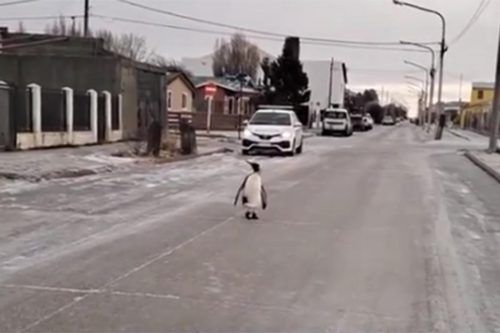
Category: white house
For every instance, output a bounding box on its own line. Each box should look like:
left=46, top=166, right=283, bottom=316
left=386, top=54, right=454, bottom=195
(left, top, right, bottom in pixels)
left=303, top=60, right=348, bottom=110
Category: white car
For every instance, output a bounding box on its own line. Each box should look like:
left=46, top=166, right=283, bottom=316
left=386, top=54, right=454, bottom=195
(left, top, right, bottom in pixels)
left=242, top=109, right=303, bottom=156
left=321, top=108, right=353, bottom=136
left=382, top=115, right=396, bottom=126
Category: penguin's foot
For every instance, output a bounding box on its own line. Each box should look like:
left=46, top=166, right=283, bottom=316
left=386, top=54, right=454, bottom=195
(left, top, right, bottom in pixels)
left=251, top=212, right=259, bottom=220
left=245, top=211, right=252, bottom=220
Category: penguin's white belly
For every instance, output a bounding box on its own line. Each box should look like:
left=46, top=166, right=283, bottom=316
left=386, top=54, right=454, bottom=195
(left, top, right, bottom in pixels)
left=243, top=174, right=262, bottom=209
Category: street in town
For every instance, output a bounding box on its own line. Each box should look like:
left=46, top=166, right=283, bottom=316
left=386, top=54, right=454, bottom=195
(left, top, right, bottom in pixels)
left=1, top=124, right=499, bottom=332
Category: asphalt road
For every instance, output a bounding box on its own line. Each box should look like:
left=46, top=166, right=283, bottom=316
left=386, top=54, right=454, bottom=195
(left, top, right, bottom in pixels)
left=1, top=124, right=499, bottom=332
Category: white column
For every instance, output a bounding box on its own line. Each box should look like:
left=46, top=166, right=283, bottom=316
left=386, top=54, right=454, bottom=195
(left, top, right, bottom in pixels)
left=62, top=87, right=74, bottom=144
left=87, top=89, right=98, bottom=143
left=206, top=96, right=213, bottom=134
left=118, top=94, right=123, bottom=131
left=102, top=91, right=112, bottom=141
left=27, top=83, right=41, bottom=146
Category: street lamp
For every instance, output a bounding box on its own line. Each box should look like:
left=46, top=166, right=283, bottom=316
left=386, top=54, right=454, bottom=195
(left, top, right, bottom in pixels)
left=236, top=73, right=247, bottom=140
left=405, top=75, right=424, bottom=84
left=394, top=0, right=447, bottom=140
left=401, top=42, right=436, bottom=129
left=404, top=61, right=430, bottom=128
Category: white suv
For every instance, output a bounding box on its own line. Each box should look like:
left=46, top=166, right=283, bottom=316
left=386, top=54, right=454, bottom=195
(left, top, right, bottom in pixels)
left=321, top=108, right=353, bottom=136
left=242, top=109, right=303, bottom=156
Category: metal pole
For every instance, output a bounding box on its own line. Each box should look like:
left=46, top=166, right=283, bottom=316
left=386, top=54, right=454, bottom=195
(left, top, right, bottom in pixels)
left=238, top=79, right=243, bottom=140
left=328, top=58, right=334, bottom=107
left=84, top=0, right=89, bottom=37
left=488, top=26, right=500, bottom=153
left=435, top=20, right=447, bottom=140
left=428, top=68, right=435, bottom=131
left=401, top=44, right=436, bottom=130
left=393, top=1, right=446, bottom=139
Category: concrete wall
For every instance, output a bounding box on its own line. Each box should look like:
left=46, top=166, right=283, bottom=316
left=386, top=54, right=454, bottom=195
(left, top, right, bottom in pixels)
left=120, top=64, right=138, bottom=139
left=0, top=54, right=120, bottom=93
left=2, top=34, right=108, bottom=57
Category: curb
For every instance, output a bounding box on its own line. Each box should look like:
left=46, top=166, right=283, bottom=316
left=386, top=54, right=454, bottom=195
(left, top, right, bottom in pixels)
left=0, top=148, right=233, bottom=182
left=154, top=147, right=234, bottom=164
left=464, top=151, right=500, bottom=183
left=0, top=166, right=113, bottom=183
left=446, top=129, right=471, bottom=141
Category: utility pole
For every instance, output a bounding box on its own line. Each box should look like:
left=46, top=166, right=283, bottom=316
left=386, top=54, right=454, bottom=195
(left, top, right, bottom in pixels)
left=458, top=73, right=463, bottom=128
left=327, top=58, right=334, bottom=107
left=488, top=27, right=500, bottom=153
left=84, top=0, right=90, bottom=37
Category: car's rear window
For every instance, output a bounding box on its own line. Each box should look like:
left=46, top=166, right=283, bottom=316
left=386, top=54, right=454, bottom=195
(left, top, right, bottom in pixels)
left=325, top=111, right=347, bottom=119
left=250, top=112, right=291, bottom=125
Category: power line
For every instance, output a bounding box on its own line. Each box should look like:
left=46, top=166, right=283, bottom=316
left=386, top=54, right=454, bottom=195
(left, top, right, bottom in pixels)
left=450, top=0, right=493, bottom=44
left=0, top=0, right=40, bottom=7
left=115, top=0, right=433, bottom=47
left=92, top=14, right=427, bottom=53
left=0, top=15, right=81, bottom=21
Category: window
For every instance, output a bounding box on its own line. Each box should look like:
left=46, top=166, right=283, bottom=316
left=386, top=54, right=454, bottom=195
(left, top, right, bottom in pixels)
left=167, top=90, right=172, bottom=109
left=249, top=112, right=292, bottom=126
left=181, top=93, right=188, bottom=110
left=477, top=90, right=484, bottom=100
left=228, top=97, right=234, bottom=115
left=325, top=111, right=347, bottom=119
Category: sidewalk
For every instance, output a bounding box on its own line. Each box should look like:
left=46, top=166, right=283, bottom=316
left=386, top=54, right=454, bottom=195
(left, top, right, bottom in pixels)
left=0, top=142, right=138, bottom=182
left=0, top=137, right=233, bottom=182
left=446, top=128, right=494, bottom=143
left=465, top=150, right=500, bottom=183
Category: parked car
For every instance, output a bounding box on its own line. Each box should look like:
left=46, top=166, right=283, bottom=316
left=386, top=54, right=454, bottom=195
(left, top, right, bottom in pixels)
left=241, top=108, right=303, bottom=156
left=350, top=114, right=366, bottom=131
left=321, top=108, right=353, bottom=136
left=382, top=115, right=396, bottom=126
left=363, top=114, right=374, bottom=130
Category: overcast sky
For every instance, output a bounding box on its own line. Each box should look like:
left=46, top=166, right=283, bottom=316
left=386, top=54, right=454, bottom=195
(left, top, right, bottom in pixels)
left=1, top=0, right=499, bottom=115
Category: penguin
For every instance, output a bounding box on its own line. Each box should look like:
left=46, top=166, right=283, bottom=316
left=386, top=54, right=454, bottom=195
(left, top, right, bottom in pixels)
left=234, top=161, right=268, bottom=220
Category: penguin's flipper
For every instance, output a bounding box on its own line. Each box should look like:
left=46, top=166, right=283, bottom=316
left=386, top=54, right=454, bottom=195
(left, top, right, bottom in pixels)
left=261, top=185, right=268, bottom=210
left=234, top=175, right=249, bottom=206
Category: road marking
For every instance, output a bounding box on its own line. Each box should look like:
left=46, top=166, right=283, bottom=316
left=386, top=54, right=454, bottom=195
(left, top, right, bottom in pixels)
left=17, top=215, right=236, bottom=332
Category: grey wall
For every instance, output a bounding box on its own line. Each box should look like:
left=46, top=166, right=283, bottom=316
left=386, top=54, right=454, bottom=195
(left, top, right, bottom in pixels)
left=0, top=55, right=120, bottom=94
left=0, top=85, right=11, bottom=149
left=120, top=64, right=138, bottom=139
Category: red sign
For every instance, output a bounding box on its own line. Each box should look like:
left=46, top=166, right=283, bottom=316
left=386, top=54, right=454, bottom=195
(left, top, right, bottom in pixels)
left=204, top=84, right=217, bottom=96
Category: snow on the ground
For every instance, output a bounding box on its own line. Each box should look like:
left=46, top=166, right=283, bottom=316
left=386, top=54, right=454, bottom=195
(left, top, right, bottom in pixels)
left=435, top=162, right=500, bottom=331
left=0, top=135, right=345, bottom=278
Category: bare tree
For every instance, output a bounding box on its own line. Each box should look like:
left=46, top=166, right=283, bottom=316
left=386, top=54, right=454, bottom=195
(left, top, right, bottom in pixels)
left=148, top=54, right=192, bottom=76
left=44, top=18, right=150, bottom=62
left=92, top=30, right=150, bottom=62
left=113, top=33, right=149, bottom=61
left=212, top=33, right=260, bottom=79
left=93, top=29, right=114, bottom=49
left=44, top=15, right=82, bottom=36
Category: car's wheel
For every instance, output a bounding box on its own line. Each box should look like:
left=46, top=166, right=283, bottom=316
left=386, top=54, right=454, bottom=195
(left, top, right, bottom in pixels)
left=242, top=149, right=249, bottom=156
left=286, top=140, right=296, bottom=157
left=296, top=140, right=303, bottom=154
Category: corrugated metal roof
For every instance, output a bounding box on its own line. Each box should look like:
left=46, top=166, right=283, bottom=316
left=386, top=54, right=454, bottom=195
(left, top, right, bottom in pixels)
left=472, top=82, right=494, bottom=89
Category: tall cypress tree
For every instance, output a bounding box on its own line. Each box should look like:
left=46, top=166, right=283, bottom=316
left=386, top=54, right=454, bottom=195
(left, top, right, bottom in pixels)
left=264, top=37, right=310, bottom=107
